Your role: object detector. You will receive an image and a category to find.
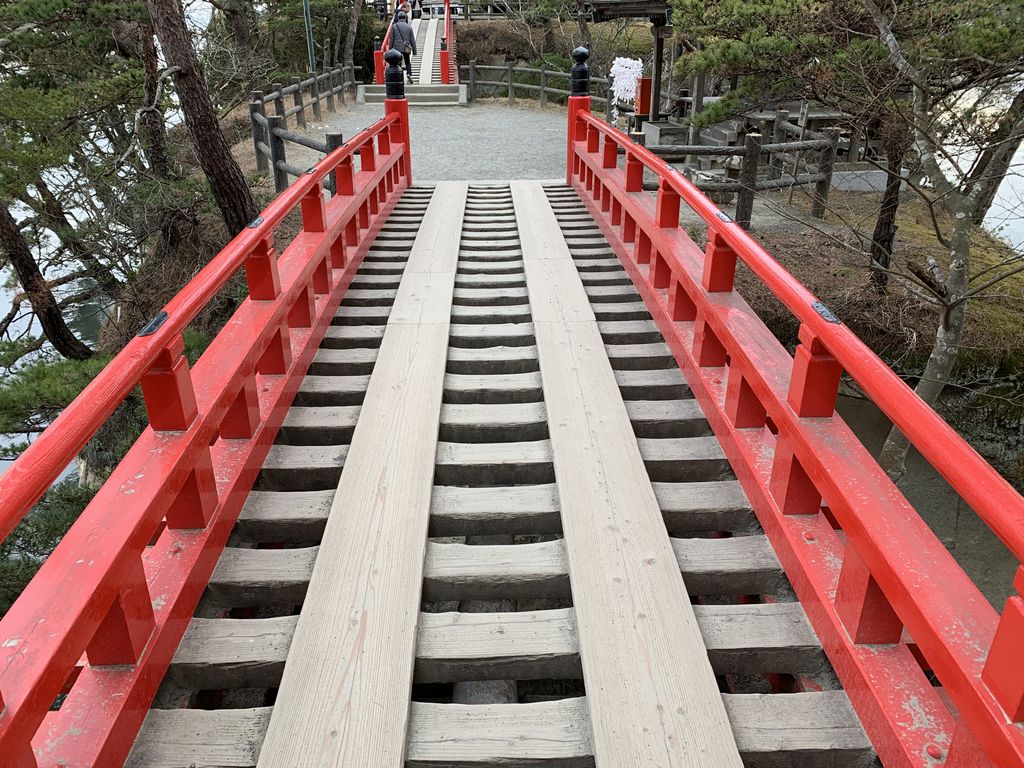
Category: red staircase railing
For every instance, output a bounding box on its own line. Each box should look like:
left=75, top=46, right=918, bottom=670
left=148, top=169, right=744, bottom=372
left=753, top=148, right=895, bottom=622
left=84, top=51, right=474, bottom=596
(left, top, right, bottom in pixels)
left=440, top=0, right=456, bottom=85
left=0, top=96, right=412, bottom=767
left=566, top=59, right=1024, bottom=767
left=374, top=16, right=396, bottom=84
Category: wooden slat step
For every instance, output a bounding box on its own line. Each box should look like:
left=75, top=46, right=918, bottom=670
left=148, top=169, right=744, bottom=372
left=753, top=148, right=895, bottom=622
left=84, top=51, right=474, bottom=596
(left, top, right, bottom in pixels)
left=457, top=260, right=525, bottom=274
left=341, top=288, right=398, bottom=305
left=448, top=322, right=535, bottom=347
left=623, top=399, right=710, bottom=438
left=277, top=405, right=360, bottom=445
left=309, top=347, right=378, bottom=375
left=636, top=436, right=733, bottom=481
left=653, top=480, right=757, bottom=533
left=434, top=439, right=555, bottom=485
left=575, top=271, right=630, bottom=285
left=450, top=303, right=533, bottom=323
left=444, top=371, right=544, bottom=404
left=168, top=615, right=297, bottom=689
left=321, top=325, right=386, bottom=348
left=420, top=535, right=783, bottom=602
left=430, top=484, right=561, bottom=536
left=613, top=368, right=689, bottom=399
left=235, top=489, right=334, bottom=543
left=440, top=402, right=548, bottom=443
left=294, top=374, right=370, bottom=406
left=351, top=272, right=405, bottom=286
left=126, top=707, right=272, bottom=768
left=672, top=535, right=786, bottom=596
left=206, top=546, right=317, bottom=607
left=447, top=345, right=539, bottom=374
left=573, top=257, right=623, bottom=271
left=454, top=273, right=526, bottom=288
left=583, top=284, right=640, bottom=302
left=126, top=692, right=872, bottom=768
left=331, top=304, right=391, bottom=325
left=406, top=699, right=593, bottom=767
left=452, top=286, right=529, bottom=306
left=457, top=250, right=525, bottom=261
left=596, top=319, right=662, bottom=344
left=589, top=300, right=653, bottom=321
left=604, top=341, right=676, bottom=370
left=255, top=444, right=348, bottom=491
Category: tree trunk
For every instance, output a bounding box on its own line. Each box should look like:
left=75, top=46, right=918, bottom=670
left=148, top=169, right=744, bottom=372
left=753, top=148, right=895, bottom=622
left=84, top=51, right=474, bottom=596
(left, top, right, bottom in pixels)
left=878, top=201, right=971, bottom=480
left=543, top=17, right=555, bottom=53
left=146, top=0, right=258, bottom=236
left=968, top=87, right=1024, bottom=225
left=868, top=130, right=909, bottom=291
left=574, top=0, right=591, bottom=48
left=26, top=178, right=124, bottom=298
left=140, top=22, right=173, bottom=180
left=343, top=0, right=365, bottom=75
left=0, top=206, right=93, bottom=360
left=223, top=0, right=253, bottom=53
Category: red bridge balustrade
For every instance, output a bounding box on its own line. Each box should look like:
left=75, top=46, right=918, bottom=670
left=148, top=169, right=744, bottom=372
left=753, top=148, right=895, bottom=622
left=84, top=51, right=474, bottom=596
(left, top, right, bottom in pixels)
left=0, top=93, right=411, bottom=767
left=565, top=47, right=1024, bottom=768
left=440, top=0, right=457, bottom=85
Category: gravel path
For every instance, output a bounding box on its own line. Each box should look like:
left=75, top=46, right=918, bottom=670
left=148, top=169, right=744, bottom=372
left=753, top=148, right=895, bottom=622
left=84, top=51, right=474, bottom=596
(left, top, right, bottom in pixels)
left=278, top=98, right=568, bottom=182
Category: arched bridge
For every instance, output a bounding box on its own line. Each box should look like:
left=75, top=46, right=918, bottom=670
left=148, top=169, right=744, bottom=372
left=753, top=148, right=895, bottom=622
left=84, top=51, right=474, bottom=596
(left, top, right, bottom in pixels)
left=1, top=48, right=1023, bottom=768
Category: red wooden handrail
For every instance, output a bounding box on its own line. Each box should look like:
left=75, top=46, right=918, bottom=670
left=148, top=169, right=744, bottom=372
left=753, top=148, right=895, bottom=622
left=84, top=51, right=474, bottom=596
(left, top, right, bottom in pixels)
left=568, top=94, right=1024, bottom=767
left=440, top=0, right=454, bottom=85
left=374, top=16, right=398, bottom=83
left=0, top=98, right=412, bottom=767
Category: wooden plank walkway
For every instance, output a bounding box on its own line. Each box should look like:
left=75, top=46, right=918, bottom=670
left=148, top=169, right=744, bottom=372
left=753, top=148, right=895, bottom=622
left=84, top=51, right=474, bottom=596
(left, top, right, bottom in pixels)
left=125, top=182, right=875, bottom=768
left=255, top=182, right=468, bottom=766
left=513, top=181, right=743, bottom=766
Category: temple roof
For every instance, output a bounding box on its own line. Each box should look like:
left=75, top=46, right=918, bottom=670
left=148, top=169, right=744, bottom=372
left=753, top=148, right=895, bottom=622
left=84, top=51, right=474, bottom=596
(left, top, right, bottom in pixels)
left=586, top=0, right=670, bottom=23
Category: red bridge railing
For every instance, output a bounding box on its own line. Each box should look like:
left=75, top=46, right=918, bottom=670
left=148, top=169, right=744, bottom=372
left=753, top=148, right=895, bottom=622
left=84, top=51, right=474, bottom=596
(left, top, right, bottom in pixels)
left=374, top=16, right=396, bottom=84
left=440, top=0, right=457, bottom=85
left=565, top=50, right=1024, bottom=768
left=0, top=96, right=411, bottom=767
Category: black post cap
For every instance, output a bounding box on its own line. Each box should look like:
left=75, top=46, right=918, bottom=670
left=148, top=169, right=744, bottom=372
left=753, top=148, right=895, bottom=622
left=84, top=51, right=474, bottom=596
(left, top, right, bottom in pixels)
left=384, top=48, right=406, bottom=99
left=374, top=35, right=381, bottom=46
left=570, top=47, right=590, bottom=96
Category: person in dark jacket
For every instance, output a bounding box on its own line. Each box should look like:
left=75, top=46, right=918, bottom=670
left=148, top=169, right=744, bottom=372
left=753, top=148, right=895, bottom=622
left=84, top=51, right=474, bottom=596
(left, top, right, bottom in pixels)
left=390, top=11, right=417, bottom=84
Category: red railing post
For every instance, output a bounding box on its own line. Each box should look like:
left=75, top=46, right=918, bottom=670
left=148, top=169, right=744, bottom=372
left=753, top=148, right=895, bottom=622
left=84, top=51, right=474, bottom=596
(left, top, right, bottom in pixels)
left=625, top=151, right=644, bottom=192
left=383, top=49, right=412, bottom=186
left=725, top=365, right=766, bottom=428
left=982, top=567, right=1024, bottom=721
left=788, top=325, right=842, bottom=418
left=221, top=374, right=261, bottom=439
left=566, top=48, right=592, bottom=184
left=140, top=335, right=198, bottom=431
left=86, top=557, right=154, bottom=666
left=702, top=230, right=738, bottom=293
left=440, top=0, right=452, bottom=84
left=602, top=133, right=618, bottom=169
left=834, top=545, right=903, bottom=643
left=245, top=235, right=281, bottom=300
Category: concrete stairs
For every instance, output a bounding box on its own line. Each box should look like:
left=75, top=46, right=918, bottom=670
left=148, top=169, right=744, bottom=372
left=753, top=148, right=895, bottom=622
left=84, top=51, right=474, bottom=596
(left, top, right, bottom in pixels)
left=358, top=83, right=467, bottom=106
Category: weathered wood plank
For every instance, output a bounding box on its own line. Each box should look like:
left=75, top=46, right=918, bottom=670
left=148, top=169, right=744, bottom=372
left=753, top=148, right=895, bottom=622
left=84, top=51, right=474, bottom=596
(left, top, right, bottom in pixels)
left=429, top=484, right=562, bottom=536
left=513, top=180, right=744, bottom=766
left=255, top=182, right=468, bottom=767
left=127, top=691, right=872, bottom=768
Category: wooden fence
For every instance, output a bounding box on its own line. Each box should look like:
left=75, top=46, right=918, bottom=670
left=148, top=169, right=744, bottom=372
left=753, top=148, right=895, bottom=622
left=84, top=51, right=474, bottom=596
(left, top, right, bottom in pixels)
left=249, top=66, right=362, bottom=192
left=461, top=61, right=617, bottom=122
left=644, top=127, right=840, bottom=229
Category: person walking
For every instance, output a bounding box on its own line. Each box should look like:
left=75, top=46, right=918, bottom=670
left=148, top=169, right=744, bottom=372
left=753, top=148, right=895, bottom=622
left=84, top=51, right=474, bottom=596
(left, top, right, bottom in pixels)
left=390, top=10, right=417, bottom=85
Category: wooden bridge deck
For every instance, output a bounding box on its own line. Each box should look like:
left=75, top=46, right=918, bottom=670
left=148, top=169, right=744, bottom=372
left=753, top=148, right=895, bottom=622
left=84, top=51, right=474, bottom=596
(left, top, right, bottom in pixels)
left=125, top=183, right=875, bottom=767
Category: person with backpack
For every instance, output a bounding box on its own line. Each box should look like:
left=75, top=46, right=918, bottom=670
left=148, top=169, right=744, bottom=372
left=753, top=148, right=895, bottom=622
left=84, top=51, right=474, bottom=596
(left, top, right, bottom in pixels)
left=390, top=11, right=417, bottom=85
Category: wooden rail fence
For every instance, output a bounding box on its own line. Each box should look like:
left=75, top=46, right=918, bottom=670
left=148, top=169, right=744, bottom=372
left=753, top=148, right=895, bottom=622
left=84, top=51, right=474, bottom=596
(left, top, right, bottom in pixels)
left=461, top=61, right=616, bottom=122
left=249, top=66, right=362, bottom=192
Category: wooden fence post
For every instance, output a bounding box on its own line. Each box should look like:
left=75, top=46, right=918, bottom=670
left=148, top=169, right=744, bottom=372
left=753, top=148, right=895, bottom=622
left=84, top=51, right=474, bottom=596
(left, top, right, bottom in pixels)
left=337, top=67, right=348, bottom=106
left=769, top=108, right=789, bottom=180
left=811, top=128, right=840, bottom=219
left=605, top=75, right=614, bottom=122
left=250, top=94, right=269, bottom=175
left=310, top=73, right=323, bottom=121
left=469, top=60, right=477, bottom=101
left=268, top=115, right=289, bottom=193
left=539, top=64, right=547, bottom=108
left=735, top=132, right=761, bottom=231
left=324, top=70, right=336, bottom=112
left=327, top=132, right=344, bottom=195
left=291, top=77, right=307, bottom=129
left=273, top=82, right=288, bottom=129
left=507, top=60, right=514, bottom=104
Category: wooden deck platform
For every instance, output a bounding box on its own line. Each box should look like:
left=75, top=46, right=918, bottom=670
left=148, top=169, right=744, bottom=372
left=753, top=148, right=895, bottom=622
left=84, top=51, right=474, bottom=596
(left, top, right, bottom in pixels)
left=126, top=183, right=876, bottom=768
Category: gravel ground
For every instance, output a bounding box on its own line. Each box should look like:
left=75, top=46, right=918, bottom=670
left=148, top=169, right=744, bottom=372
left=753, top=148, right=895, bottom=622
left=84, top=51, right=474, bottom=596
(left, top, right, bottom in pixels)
left=278, top=98, right=568, bottom=182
